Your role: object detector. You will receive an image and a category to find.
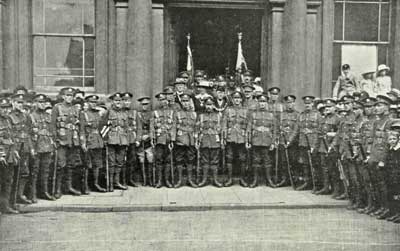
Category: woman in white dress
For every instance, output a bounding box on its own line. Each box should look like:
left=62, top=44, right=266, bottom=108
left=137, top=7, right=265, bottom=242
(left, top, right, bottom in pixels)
left=374, top=64, right=392, bottom=96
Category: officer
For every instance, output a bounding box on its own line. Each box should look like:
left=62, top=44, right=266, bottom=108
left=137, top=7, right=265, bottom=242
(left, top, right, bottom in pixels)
left=197, top=97, right=223, bottom=187
left=174, top=81, right=190, bottom=109
left=122, top=92, right=140, bottom=186
left=193, top=70, right=206, bottom=87
left=0, top=97, right=19, bottom=213
left=194, top=81, right=213, bottom=113
left=9, top=94, right=33, bottom=204
left=51, top=87, right=82, bottom=198
left=242, top=83, right=257, bottom=110
left=28, top=94, right=56, bottom=202
left=279, top=95, right=300, bottom=188
left=150, top=92, right=175, bottom=188
left=176, top=71, right=191, bottom=87
left=268, top=87, right=284, bottom=117
left=214, top=86, right=230, bottom=114
left=164, top=86, right=180, bottom=110
left=242, top=69, right=254, bottom=85
left=366, top=95, right=394, bottom=219
left=171, top=92, right=198, bottom=188
left=247, top=93, right=277, bottom=188
left=296, top=96, right=320, bottom=191
left=316, top=99, right=340, bottom=196
left=104, top=93, right=128, bottom=191
left=222, top=91, right=249, bottom=187
left=137, top=96, right=154, bottom=186
left=80, top=95, right=107, bottom=193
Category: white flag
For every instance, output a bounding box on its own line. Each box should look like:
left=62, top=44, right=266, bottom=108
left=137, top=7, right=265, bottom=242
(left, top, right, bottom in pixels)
left=186, top=35, right=193, bottom=72
left=235, top=33, right=247, bottom=71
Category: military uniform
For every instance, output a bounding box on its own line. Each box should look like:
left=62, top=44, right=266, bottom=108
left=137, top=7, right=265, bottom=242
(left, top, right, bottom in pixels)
left=51, top=88, right=82, bottom=198
left=104, top=93, right=128, bottom=191
left=197, top=97, right=223, bottom=187
left=222, top=91, right=249, bottom=186
left=171, top=93, right=198, bottom=188
left=150, top=93, right=174, bottom=188
left=80, top=95, right=106, bottom=193
left=28, top=94, right=55, bottom=202
left=0, top=98, right=19, bottom=213
left=242, top=84, right=257, bottom=110
left=247, top=94, right=277, bottom=188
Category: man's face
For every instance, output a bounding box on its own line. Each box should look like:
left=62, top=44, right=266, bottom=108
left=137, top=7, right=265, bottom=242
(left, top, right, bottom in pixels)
left=270, top=93, right=279, bottom=102
left=175, top=84, right=185, bottom=92
left=285, top=101, right=294, bottom=110
left=343, top=69, right=350, bottom=76
left=159, top=98, right=168, bottom=108
left=388, top=134, right=398, bottom=147
left=205, top=103, right=213, bottom=112
left=325, top=106, right=334, bottom=114
left=258, top=99, right=268, bottom=109
left=14, top=101, right=24, bottom=111
left=195, top=76, right=204, bottom=83
left=304, top=103, right=313, bottom=111
left=354, top=107, right=363, bottom=116
left=63, top=94, right=73, bottom=104
left=181, top=76, right=189, bottom=84
left=182, top=99, right=190, bottom=110
left=0, top=107, right=7, bottom=116
left=166, top=93, right=174, bottom=102
left=389, top=109, right=397, bottom=118
left=364, top=106, right=373, bottom=115
left=88, top=101, right=97, bottom=110
left=243, top=88, right=253, bottom=98
left=216, top=91, right=225, bottom=100
left=74, top=103, right=82, bottom=111
left=113, top=99, right=122, bottom=109
left=123, top=99, right=131, bottom=109
left=141, top=103, right=150, bottom=111
left=243, top=75, right=252, bottom=84
left=198, top=87, right=207, bottom=94
left=374, top=103, right=386, bottom=115
left=37, top=101, right=46, bottom=110
left=232, top=95, right=242, bottom=106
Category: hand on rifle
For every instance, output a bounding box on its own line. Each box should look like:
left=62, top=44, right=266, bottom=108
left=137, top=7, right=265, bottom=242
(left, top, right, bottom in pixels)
left=328, top=146, right=333, bottom=153
left=378, top=161, right=385, bottom=169
left=168, top=141, right=174, bottom=151
left=269, top=143, right=275, bottom=151
left=220, top=139, right=226, bottom=150
left=310, top=147, right=314, bottom=154
left=195, top=139, right=201, bottom=150
left=246, top=142, right=252, bottom=149
left=135, top=141, right=140, bottom=147
left=150, top=138, right=155, bottom=148
left=81, top=144, right=88, bottom=153
left=30, top=148, right=37, bottom=157
left=364, top=155, right=370, bottom=164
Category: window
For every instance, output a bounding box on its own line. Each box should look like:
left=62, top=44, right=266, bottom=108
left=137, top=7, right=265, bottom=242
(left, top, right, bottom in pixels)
left=32, top=0, right=95, bottom=90
left=333, top=0, right=390, bottom=79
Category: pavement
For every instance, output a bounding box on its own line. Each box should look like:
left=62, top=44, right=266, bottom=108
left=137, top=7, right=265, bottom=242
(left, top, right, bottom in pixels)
left=17, top=185, right=348, bottom=213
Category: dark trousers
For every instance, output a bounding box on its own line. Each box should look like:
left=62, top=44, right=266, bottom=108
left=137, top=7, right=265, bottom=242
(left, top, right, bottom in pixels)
left=174, top=145, right=196, bottom=167
left=0, top=165, right=14, bottom=209
left=107, top=145, right=127, bottom=174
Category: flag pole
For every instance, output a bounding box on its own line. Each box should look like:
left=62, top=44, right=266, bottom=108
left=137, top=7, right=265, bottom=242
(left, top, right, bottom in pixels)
left=186, top=33, right=194, bottom=85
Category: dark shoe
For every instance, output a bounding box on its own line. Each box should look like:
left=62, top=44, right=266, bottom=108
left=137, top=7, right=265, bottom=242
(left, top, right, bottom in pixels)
left=17, top=195, right=32, bottom=204
left=3, top=206, right=19, bottom=214
left=315, top=186, right=330, bottom=195
left=82, top=169, right=90, bottom=195
left=66, top=170, right=81, bottom=196
left=114, top=183, right=128, bottom=190
left=393, top=216, right=400, bottom=223
left=239, top=178, right=248, bottom=187
left=335, top=193, right=347, bottom=200
left=224, top=164, right=233, bottom=187
left=30, top=176, right=38, bottom=203
left=377, top=209, right=391, bottom=220
left=357, top=207, right=369, bottom=214
left=387, top=213, right=400, bottom=222
left=364, top=206, right=377, bottom=215
left=296, top=182, right=309, bottom=191
left=370, top=207, right=384, bottom=216
left=173, top=166, right=183, bottom=188
left=211, top=166, right=223, bottom=188
left=188, top=166, right=199, bottom=188
left=94, top=184, right=106, bottom=193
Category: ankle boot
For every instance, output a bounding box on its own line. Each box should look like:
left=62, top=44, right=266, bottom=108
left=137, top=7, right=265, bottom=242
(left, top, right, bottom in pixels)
left=2, top=179, right=19, bottom=214
left=108, top=169, right=114, bottom=192
left=41, top=172, right=55, bottom=200
left=81, top=169, right=90, bottom=195
left=331, top=182, right=340, bottom=198
left=66, top=169, right=81, bottom=196
left=17, top=177, right=32, bottom=204
left=93, top=168, right=106, bottom=192
left=174, top=165, right=183, bottom=188
left=121, top=168, right=127, bottom=186
left=187, top=165, right=199, bottom=187
left=315, top=175, right=330, bottom=195
left=266, top=165, right=276, bottom=188
left=155, top=164, right=162, bottom=188
left=276, top=175, right=287, bottom=188
left=197, top=165, right=207, bottom=187
left=164, top=165, right=173, bottom=188
left=248, top=165, right=258, bottom=188
left=114, top=168, right=127, bottom=190
left=54, top=173, right=63, bottom=199
left=224, top=163, right=233, bottom=187
left=30, top=175, right=38, bottom=203
left=211, top=165, right=223, bottom=188
left=239, top=163, right=248, bottom=187
left=296, top=179, right=309, bottom=191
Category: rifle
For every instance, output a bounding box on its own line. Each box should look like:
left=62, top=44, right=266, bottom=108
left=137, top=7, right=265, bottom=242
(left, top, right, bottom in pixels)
left=151, top=140, right=156, bottom=187
left=274, top=137, right=279, bottom=184
left=221, top=131, right=226, bottom=173
left=305, top=134, right=316, bottom=191
left=196, top=134, right=202, bottom=185
left=322, top=136, right=329, bottom=157
left=52, top=148, right=58, bottom=196
left=141, top=141, right=147, bottom=186
left=12, top=142, right=24, bottom=206
left=282, top=133, right=295, bottom=189
left=168, top=141, right=174, bottom=186
left=105, top=145, right=110, bottom=191
left=337, top=157, right=349, bottom=192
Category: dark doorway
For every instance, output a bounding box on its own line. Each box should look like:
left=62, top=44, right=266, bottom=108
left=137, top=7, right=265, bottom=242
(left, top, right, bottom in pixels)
left=170, top=8, right=263, bottom=77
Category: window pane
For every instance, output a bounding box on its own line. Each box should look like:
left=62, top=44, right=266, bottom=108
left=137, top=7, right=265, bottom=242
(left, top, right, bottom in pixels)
left=332, top=44, right=342, bottom=80
left=378, top=45, right=388, bottom=66
left=334, top=3, right=343, bottom=40
left=49, top=76, right=83, bottom=87
left=344, top=3, right=379, bottom=41
left=84, top=77, right=95, bottom=87
left=32, top=0, right=44, bottom=33
left=84, top=38, right=95, bottom=76
left=380, top=3, right=390, bottom=42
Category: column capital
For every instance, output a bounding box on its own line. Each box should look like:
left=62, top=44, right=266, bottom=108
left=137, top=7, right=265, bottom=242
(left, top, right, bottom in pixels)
left=269, top=0, right=286, bottom=13
left=115, top=0, right=128, bottom=8
left=307, top=0, right=321, bottom=14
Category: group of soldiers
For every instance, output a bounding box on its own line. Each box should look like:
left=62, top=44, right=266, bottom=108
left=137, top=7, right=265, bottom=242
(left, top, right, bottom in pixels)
left=0, top=69, right=399, bottom=224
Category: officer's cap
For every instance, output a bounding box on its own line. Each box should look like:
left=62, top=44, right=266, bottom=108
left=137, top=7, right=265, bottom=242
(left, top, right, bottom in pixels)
left=74, top=88, right=85, bottom=97
left=204, top=97, right=215, bottom=105
left=163, top=86, right=174, bottom=94
left=215, top=75, right=226, bottom=82
left=342, top=64, right=350, bottom=70
left=353, top=101, right=364, bottom=109
left=109, top=92, right=122, bottom=101
left=72, top=99, right=84, bottom=106
left=324, top=98, right=336, bottom=107
left=178, top=71, right=190, bottom=78
left=11, top=94, right=25, bottom=103
left=85, top=95, right=100, bottom=102
left=317, top=103, right=325, bottom=111
left=268, top=87, right=280, bottom=95
left=216, top=86, right=226, bottom=93
left=0, top=98, right=11, bottom=108
left=242, top=83, right=255, bottom=91
left=0, top=92, right=12, bottom=99
left=257, top=93, right=269, bottom=101
left=360, top=91, right=370, bottom=100
left=375, top=95, right=392, bottom=106
left=173, top=80, right=186, bottom=86
left=283, top=95, right=296, bottom=103
left=138, top=96, right=151, bottom=104
left=60, top=87, right=75, bottom=96
left=13, top=85, right=28, bottom=95
left=337, top=107, right=349, bottom=114
left=197, top=80, right=212, bottom=89
left=194, top=69, right=206, bottom=77
left=362, top=97, right=376, bottom=107
left=302, top=96, right=315, bottom=104
left=243, top=69, right=254, bottom=77
left=180, top=92, right=192, bottom=101
left=231, top=91, right=244, bottom=99
left=121, top=92, right=133, bottom=100
left=390, top=120, right=400, bottom=131
left=34, top=94, right=48, bottom=103
left=155, top=92, right=166, bottom=100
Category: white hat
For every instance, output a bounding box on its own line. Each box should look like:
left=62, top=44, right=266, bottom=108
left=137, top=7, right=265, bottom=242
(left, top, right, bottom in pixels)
left=377, top=64, right=390, bottom=73
left=253, top=84, right=264, bottom=93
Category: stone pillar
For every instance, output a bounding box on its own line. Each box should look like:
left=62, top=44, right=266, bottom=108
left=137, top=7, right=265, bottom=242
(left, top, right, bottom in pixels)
left=115, top=0, right=128, bottom=92
left=281, top=0, right=307, bottom=98
left=152, top=3, right=164, bottom=103
left=267, top=0, right=286, bottom=89
left=305, top=1, right=321, bottom=97
left=320, top=0, right=334, bottom=97
left=392, top=0, right=400, bottom=90
left=127, top=0, right=153, bottom=101
left=0, top=0, right=4, bottom=89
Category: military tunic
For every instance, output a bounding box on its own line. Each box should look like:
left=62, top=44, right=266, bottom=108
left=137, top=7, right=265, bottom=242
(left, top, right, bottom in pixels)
left=137, top=110, right=153, bottom=163
left=150, top=108, right=174, bottom=168
left=197, top=111, right=222, bottom=168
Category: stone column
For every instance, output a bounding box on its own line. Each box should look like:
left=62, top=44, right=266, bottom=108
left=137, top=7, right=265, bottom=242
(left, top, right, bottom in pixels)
left=152, top=3, right=164, bottom=103
left=115, top=0, right=128, bottom=92
left=267, top=0, right=286, bottom=89
left=281, top=0, right=307, bottom=98
left=392, top=0, right=400, bottom=90
left=320, top=0, right=334, bottom=97
left=0, top=0, right=5, bottom=89
left=127, top=0, right=153, bottom=101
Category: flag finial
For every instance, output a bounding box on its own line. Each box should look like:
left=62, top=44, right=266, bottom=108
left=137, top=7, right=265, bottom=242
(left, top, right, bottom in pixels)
left=238, top=32, right=242, bottom=41
left=187, top=33, right=191, bottom=41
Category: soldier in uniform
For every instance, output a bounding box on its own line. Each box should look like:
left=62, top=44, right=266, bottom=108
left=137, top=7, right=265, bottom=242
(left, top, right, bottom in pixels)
left=296, top=96, right=320, bottom=191
left=316, top=99, right=341, bottom=195
left=28, top=94, right=56, bottom=202
left=104, top=93, right=128, bottom=191
left=196, top=97, right=223, bottom=187
left=164, top=86, right=180, bottom=111
left=150, top=92, right=174, bottom=188
left=268, top=87, right=284, bottom=117
left=171, top=93, right=198, bottom=187
left=137, top=97, right=154, bottom=186
left=280, top=95, right=300, bottom=188
left=0, top=97, right=19, bottom=213
left=247, top=93, right=277, bottom=187
left=122, top=92, right=140, bottom=186
left=242, top=83, right=257, bottom=110
left=214, top=86, right=230, bottom=114
left=194, top=81, right=212, bottom=113
left=79, top=95, right=107, bottom=193
left=9, top=94, right=33, bottom=204
left=51, top=87, right=82, bottom=198
left=222, top=91, right=249, bottom=187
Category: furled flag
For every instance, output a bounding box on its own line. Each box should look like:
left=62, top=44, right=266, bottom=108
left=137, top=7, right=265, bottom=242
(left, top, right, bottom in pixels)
left=235, top=32, right=248, bottom=72
left=186, top=33, right=194, bottom=75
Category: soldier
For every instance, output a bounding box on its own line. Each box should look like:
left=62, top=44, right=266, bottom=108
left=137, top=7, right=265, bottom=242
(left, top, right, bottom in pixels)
left=150, top=92, right=174, bottom=188
left=137, top=97, right=154, bottom=186
left=164, top=86, right=181, bottom=111
left=194, top=81, right=213, bottom=113
left=247, top=93, right=277, bottom=187
left=214, top=86, right=230, bottom=114
left=242, top=69, right=254, bottom=85
left=242, top=83, right=257, bottom=110
left=222, top=91, right=249, bottom=187
left=268, top=87, right=284, bottom=116
left=316, top=99, right=340, bottom=196
left=366, top=95, right=394, bottom=219
left=51, top=87, right=82, bottom=198
left=0, top=97, right=19, bottom=213
left=280, top=95, right=300, bottom=188
left=103, top=93, right=128, bottom=191
left=27, top=94, right=56, bottom=202
left=196, top=97, right=223, bottom=187
left=296, top=96, right=320, bottom=191
left=122, top=92, right=140, bottom=186
left=79, top=95, right=107, bottom=193
left=171, top=93, right=198, bottom=188
left=9, top=94, right=33, bottom=204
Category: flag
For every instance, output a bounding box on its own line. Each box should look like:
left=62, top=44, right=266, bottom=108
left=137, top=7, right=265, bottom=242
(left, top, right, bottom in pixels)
left=235, top=32, right=247, bottom=72
left=186, top=34, right=194, bottom=73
